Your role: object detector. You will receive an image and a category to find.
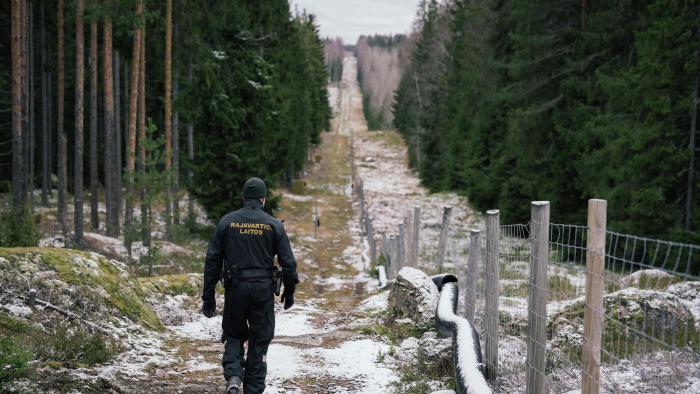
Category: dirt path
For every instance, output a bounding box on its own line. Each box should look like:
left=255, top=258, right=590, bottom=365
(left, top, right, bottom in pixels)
left=128, top=56, right=397, bottom=394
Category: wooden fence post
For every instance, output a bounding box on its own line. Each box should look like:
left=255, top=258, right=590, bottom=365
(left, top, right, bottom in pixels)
left=436, top=206, right=453, bottom=273
left=398, top=223, right=405, bottom=271
left=411, top=205, right=421, bottom=267
left=484, top=209, right=500, bottom=382
left=526, top=201, right=550, bottom=394
left=368, top=221, right=377, bottom=264
left=388, top=235, right=396, bottom=279
left=582, top=199, right=607, bottom=394
left=405, top=210, right=413, bottom=267
left=464, top=229, right=482, bottom=323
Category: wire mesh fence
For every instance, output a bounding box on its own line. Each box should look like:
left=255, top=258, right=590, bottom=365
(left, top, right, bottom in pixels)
left=598, top=231, right=700, bottom=392
left=488, top=219, right=700, bottom=393
left=374, top=197, right=700, bottom=393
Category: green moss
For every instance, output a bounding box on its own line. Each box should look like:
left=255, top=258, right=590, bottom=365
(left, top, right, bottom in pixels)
left=139, top=273, right=202, bottom=296
left=0, top=248, right=163, bottom=331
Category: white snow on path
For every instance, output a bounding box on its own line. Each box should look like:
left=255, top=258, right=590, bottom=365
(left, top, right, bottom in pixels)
left=166, top=300, right=324, bottom=341
left=265, top=340, right=397, bottom=393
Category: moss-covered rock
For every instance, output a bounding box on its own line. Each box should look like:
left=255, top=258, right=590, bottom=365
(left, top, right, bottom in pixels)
left=0, top=247, right=163, bottom=331
left=548, top=287, right=699, bottom=363
left=139, top=273, right=203, bottom=297
left=619, top=268, right=681, bottom=290
left=387, top=267, right=439, bottom=326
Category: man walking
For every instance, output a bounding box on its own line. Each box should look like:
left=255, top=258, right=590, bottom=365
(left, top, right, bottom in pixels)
left=201, top=177, right=299, bottom=394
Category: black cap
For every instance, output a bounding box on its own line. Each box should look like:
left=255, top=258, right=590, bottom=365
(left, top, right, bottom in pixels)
left=243, top=177, right=267, bottom=199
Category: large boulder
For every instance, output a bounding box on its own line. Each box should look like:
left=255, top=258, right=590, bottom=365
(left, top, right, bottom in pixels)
left=666, top=281, right=700, bottom=328
left=548, top=287, right=699, bottom=362
left=619, top=268, right=679, bottom=290
left=388, top=267, right=439, bottom=326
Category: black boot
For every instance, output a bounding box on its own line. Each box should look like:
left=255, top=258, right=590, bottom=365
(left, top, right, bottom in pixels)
left=226, top=376, right=242, bottom=394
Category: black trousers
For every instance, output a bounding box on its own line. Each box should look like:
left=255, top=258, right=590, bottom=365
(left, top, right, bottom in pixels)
left=221, top=279, right=275, bottom=394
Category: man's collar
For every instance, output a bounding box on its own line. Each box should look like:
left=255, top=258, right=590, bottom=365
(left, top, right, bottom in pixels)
left=244, top=199, right=264, bottom=209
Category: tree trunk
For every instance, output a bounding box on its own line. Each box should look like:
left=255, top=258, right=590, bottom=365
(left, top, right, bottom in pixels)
left=74, top=0, right=85, bottom=247
left=139, top=27, right=150, bottom=247
left=164, top=0, right=173, bottom=236
left=103, top=10, right=118, bottom=237
left=57, top=0, right=68, bottom=236
left=47, top=71, right=53, bottom=196
left=171, top=18, right=180, bottom=225
left=172, top=78, right=180, bottom=225
left=125, top=0, right=143, bottom=260
left=11, top=0, right=24, bottom=212
left=40, top=2, right=48, bottom=206
left=28, top=0, right=35, bottom=206
left=20, top=0, right=28, bottom=206
left=90, top=19, right=99, bottom=230
left=186, top=60, right=195, bottom=225
left=124, top=58, right=129, bottom=173
left=686, top=76, right=698, bottom=231
left=114, top=51, right=122, bottom=223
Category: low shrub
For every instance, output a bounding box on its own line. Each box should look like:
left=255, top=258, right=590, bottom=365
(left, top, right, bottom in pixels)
left=0, top=337, right=31, bottom=383
left=0, top=209, right=40, bottom=247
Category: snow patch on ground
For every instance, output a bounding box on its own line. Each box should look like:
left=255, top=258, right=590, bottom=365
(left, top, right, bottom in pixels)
left=97, top=323, right=175, bottom=381
left=275, top=312, right=317, bottom=337
left=184, top=357, right=220, bottom=372
left=266, top=339, right=398, bottom=393
left=358, top=290, right=389, bottom=312
left=169, top=314, right=223, bottom=341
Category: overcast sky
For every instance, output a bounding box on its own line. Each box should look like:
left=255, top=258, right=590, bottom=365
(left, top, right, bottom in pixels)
left=291, top=0, right=418, bottom=44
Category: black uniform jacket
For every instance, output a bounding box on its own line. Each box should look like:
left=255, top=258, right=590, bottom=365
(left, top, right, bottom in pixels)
left=202, top=199, right=298, bottom=303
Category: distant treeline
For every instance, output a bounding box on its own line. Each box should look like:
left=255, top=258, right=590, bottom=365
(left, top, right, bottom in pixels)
left=355, top=34, right=411, bottom=129
left=394, top=0, right=700, bottom=243
left=324, top=37, right=344, bottom=83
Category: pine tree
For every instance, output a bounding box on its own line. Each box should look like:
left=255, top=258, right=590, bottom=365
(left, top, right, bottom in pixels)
left=57, top=0, right=68, bottom=236
left=11, top=0, right=24, bottom=212
left=138, top=20, right=149, bottom=247
left=89, top=12, right=99, bottom=231
left=103, top=5, right=118, bottom=237
left=125, top=0, right=143, bottom=258
left=40, top=2, right=49, bottom=207
left=74, top=0, right=86, bottom=247
left=163, top=0, right=173, bottom=235
left=581, top=0, right=699, bottom=239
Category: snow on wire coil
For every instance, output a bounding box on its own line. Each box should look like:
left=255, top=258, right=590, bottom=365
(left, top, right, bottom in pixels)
left=432, top=274, right=492, bottom=394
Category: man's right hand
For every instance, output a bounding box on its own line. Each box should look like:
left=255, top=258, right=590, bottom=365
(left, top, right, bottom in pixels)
left=201, top=300, right=216, bottom=318
left=280, top=283, right=295, bottom=310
